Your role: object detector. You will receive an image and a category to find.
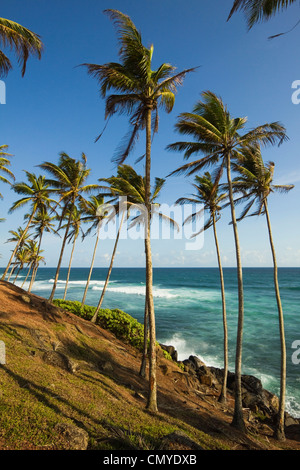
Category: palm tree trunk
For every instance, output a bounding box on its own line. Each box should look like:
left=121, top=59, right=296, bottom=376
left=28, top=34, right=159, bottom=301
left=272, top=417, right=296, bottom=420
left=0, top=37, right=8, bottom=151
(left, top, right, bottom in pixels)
left=212, top=212, right=228, bottom=404
left=28, top=263, right=38, bottom=293
left=139, top=298, right=149, bottom=377
left=264, top=200, right=286, bottom=441
left=144, top=106, right=157, bottom=413
left=91, top=211, right=125, bottom=323
left=28, top=231, right=43, bottom=293
left=21, top=263, right=33, bottom=288
left=49, top=209, right=72, bottom=303
left=13, top=266, right=22, bottom=284
left=82, top=235, right=100, bottom=307
left=1, top=209, right=36, bottom=280
left=227, top=155, right=246, bottom=433
left=7, top=263, right=16, bottom=282
left=63, top=233, right=78, bottom=301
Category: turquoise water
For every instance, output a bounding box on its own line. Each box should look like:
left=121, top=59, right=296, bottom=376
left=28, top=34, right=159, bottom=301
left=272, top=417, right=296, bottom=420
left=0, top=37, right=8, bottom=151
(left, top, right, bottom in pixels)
left=4, top=266, right=300, bottom=418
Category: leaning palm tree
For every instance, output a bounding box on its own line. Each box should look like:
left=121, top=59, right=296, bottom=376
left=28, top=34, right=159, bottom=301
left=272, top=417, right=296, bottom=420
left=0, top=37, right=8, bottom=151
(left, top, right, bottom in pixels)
left=30, top=207, right=58, bottom=256
left=0, top=145, right=14, bottom=198
left=28, top=252, right=46, bottom=293
left=21, top=239, right=39, bottom=289
left=39, top=152, right=99, bottom=302
left=82, top=9, right=195, bottom=412
left=228, top=0, right=297, bottom=29
left=176, top=172, right=229, bottom=404
left=61, top=206, right=84, bottom=301
left=1, top=172, right=55, bottom=281
left=167, top=90, right=287, bottom=432
left=79, top=194, right=111, bottom=306
left=230, top=143, right=294, bottom=440
left=11, top=246, right=30, bottom=284
left=26, top=239, right=46, bottom=293
left=5, top=227, right=32, bottom=281
left=0, top=17, right=43, bottom=77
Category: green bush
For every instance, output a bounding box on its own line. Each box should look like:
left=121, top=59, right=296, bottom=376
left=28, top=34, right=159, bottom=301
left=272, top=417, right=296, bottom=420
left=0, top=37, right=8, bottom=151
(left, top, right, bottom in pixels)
left=53, top=299, right=145, bottom=351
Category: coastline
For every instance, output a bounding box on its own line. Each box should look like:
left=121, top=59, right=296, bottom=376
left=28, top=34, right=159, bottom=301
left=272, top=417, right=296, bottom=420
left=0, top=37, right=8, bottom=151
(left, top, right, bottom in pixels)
left=1, top=266, right=299, bottom=419
left=0, top=280, right=300, bottom=450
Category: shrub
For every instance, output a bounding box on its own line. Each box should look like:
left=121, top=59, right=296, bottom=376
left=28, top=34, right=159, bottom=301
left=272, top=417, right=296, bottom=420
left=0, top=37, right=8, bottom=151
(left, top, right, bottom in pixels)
left=53, top=300, right=144, bottom=351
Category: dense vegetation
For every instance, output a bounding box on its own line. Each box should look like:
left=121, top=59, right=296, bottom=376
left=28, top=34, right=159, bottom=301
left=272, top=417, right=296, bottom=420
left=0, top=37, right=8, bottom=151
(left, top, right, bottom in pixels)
left=53, top=299, right=145, bottom=351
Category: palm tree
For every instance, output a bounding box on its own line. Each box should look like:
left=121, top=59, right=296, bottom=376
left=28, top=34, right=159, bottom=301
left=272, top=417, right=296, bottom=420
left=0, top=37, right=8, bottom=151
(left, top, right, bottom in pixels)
left=39, top=152, right=99, bottom=302
left=167, top=90, right=287, bottom=432
left=11, top=246, right=30, bottom=283
left=0, top=145, right=14, bottom=198
left=20, top=240, right=38, bottom=289
left=0, top=17, right=43, bottom=77
left=18, top=208, right=57, bottom=290
left=26, top=239, right=45, bottom=293
left=61, top=206, right=84, bottom=301
left=28, top=252, right=46, bottom=293
left=1, top=172, right=55, bottom=281
left=5, top=227, right=32, bottom=281
left=79, top=195, right=111, bottom=306
left=95, top=165, right=178, bottom=379
left=176, top=172, right=229, bottom=404
left=30, top=207, right=58, bottom=255
left=82, top=9, right=195, bottom=412
left=228, top=0, right=297, bottom=35
left=230, top=144, right=294, bottom=440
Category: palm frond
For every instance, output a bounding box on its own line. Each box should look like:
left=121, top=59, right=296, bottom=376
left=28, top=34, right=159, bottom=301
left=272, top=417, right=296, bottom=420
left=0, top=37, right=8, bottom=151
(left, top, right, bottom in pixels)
left=0, top=17, right=43, bottom=77
left=227, top=0, right=297, bottom=29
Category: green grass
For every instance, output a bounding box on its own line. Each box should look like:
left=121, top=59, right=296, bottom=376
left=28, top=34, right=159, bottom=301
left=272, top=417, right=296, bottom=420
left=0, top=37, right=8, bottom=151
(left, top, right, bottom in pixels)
left=0, top=300, right=230, bottom=450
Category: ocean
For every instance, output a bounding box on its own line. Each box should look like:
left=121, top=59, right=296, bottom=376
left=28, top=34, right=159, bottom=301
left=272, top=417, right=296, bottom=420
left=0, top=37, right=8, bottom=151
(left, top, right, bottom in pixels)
left=3, top=266, right=300, bottom=418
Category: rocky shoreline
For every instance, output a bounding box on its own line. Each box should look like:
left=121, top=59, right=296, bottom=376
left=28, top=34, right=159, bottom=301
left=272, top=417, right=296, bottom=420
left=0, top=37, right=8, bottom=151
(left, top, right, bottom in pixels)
left=160, top=343, right=300, bottom=430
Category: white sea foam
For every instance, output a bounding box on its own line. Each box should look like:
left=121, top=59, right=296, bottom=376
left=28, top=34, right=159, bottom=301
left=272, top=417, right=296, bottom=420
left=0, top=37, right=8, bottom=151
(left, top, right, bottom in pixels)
left=161, top=333, right=200, bottom=362
left=48, top=279, right=106, bottom=287
left=92, top=284, right=177, bottom=299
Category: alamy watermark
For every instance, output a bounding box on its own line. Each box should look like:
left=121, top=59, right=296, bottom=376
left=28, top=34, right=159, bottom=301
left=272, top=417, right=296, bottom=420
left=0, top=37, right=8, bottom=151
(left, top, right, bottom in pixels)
left=96, top=197, right=205, bottom=251
left=291, top=340, right=300, bottom=365
left=291, top=80, right=300, bottom=104
left=0, top=340, right=5, bottom=365
left=0, top=80, right=6, bottom=104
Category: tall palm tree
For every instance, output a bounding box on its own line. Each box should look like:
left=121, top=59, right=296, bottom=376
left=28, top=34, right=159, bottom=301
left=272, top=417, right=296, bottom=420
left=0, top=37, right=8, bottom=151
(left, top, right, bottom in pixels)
left=0, top=17, right=43, bottom=77
left=1, top=172, right=55, bottom=281
left=62, top=206, right=84, bottom=301
left=230, top=144, right=294, bottom=440
left=167, top=90, right=287, bottom=432
left=176, top=172, right=229, bottom=404
left=96, top=165, right=178, bottom=379
left=79, top=194, right=110, bottom=306
left=0, top=145, right=14, bottom=198
left=82, top=9, right=195, bottom=412
left=39, top=152, right=98, bottom=302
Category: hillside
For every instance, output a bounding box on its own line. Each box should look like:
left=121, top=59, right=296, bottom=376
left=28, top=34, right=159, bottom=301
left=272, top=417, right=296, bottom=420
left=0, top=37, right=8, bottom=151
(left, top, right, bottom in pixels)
left=0, top=280, right=299, bottom=452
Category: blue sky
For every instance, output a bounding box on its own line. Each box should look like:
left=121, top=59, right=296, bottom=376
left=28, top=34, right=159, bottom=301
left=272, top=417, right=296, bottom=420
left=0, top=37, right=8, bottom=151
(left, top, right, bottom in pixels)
left=0, top=0, right=299, bottom=268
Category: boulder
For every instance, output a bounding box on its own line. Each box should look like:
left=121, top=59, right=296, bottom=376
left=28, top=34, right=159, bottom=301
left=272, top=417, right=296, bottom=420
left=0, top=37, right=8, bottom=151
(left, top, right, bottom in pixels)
left=160, top=344, right=178, bottom=362
left=42, top=350, right=76, bottom=373
left=55, top=422, right=89, bottom=450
